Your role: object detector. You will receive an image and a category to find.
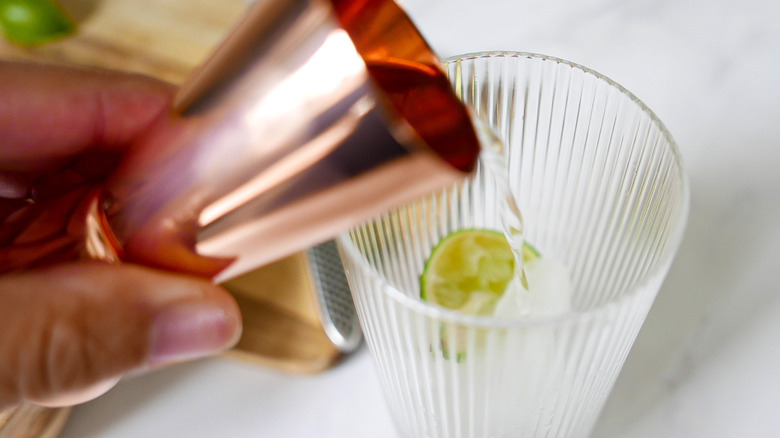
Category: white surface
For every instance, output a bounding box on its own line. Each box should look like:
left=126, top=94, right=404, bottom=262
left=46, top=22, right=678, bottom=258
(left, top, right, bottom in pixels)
left=60, top=0, right=780, bottom=436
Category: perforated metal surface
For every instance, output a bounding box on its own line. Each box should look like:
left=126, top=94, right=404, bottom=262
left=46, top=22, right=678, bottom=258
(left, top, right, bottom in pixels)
left=308, top=241, right=361, bottom=352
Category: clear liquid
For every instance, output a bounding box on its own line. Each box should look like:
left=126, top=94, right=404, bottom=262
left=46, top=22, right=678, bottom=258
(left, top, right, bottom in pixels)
left=424, top=120, right=573, bottom=320
left=473, top=121, right=529, bottom=293
left=480, top=146, right=528, bottom=290
left=404, top=131, right=574, bottom=436
left=481, top=142, right=574, bottom=319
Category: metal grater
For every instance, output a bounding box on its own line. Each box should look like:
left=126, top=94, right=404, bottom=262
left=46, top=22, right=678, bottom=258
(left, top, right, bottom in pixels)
left=307, top=241, right=361, bottom=353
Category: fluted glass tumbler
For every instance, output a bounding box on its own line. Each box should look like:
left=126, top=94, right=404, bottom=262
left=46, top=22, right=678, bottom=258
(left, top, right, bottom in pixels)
left=338, top=52, right=689, bottom=438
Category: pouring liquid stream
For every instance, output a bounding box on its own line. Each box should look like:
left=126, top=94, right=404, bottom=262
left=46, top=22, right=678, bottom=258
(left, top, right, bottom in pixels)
left=476, top=125, right=530, bottom=293
left=474, top=128, right=574, bottom=319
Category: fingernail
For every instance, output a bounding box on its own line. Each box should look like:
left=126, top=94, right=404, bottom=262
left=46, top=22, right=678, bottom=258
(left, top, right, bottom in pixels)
left=149, top=301, right=239, bottom=365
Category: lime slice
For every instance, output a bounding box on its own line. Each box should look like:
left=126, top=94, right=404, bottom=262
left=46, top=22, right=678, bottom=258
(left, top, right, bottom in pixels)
left=0, top=0, right=75, bottom=46
left=420, top=229, right=539, bottom=315
left=522, top=238, right=540, bottom=263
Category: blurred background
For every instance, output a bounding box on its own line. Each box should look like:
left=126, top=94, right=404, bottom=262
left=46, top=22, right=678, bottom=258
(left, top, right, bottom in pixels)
left=3, top=0, right=779, bottom=436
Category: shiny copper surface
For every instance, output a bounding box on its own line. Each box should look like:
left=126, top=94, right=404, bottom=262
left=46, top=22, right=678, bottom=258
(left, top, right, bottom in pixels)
left=331, top=0, right=480, bottom=172
left=0, top=0, right=483, bottom=281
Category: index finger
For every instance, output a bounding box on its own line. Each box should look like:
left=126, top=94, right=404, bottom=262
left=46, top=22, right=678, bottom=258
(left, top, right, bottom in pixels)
left=0, top=61, right=174, bottom=172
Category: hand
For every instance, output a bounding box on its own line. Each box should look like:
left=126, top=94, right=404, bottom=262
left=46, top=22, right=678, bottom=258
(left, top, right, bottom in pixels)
left=0, top=61, right=242, bottom=410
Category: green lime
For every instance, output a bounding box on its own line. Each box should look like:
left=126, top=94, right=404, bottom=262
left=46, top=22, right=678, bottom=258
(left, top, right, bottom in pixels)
left=0, top=0, right=75, bottom=46
left=420, top=229, right=540, bottom=315
left=522, top=238, right=540, bottom=263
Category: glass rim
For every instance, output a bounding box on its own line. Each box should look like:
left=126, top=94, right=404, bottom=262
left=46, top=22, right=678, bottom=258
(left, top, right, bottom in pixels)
left=338, top=51, right=690, bottom=329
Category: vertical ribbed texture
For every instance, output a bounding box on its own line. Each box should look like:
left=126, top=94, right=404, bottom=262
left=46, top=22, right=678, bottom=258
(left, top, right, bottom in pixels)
left=339, top=52, right=688, bottom=438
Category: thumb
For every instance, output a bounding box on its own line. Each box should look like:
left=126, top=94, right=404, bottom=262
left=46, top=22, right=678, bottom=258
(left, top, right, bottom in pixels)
left=0, top=262, right=241, bottom=409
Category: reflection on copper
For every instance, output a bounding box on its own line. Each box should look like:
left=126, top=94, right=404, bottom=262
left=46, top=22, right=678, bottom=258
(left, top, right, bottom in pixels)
left=200, top=95, right=373, bottom=227
left=200, top=152, right=461, bottom=282
left=329, top=0, right=480, bottom=172
left=0, top=0, right=483, bottom=280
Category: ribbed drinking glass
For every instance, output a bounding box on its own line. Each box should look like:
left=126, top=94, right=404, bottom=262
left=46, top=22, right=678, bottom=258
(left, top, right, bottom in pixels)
left=338, top=52, right=689, bottom=438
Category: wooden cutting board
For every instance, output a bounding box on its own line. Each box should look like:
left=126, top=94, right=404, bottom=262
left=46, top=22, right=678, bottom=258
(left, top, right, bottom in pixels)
left=0, top=0, right=343, bottom=373
left=0, top=0, right=246, bottom=84
left=0, top=404, right=70, bottom=438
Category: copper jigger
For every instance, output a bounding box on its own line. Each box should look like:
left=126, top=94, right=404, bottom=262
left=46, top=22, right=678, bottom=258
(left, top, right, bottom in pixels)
left=97, top=0, right=481, bottom=282
left=0, top=0, right=482, bottom=381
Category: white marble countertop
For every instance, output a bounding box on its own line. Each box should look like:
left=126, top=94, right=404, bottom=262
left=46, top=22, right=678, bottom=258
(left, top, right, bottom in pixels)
left=60, top=0, right=780, bottom=436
